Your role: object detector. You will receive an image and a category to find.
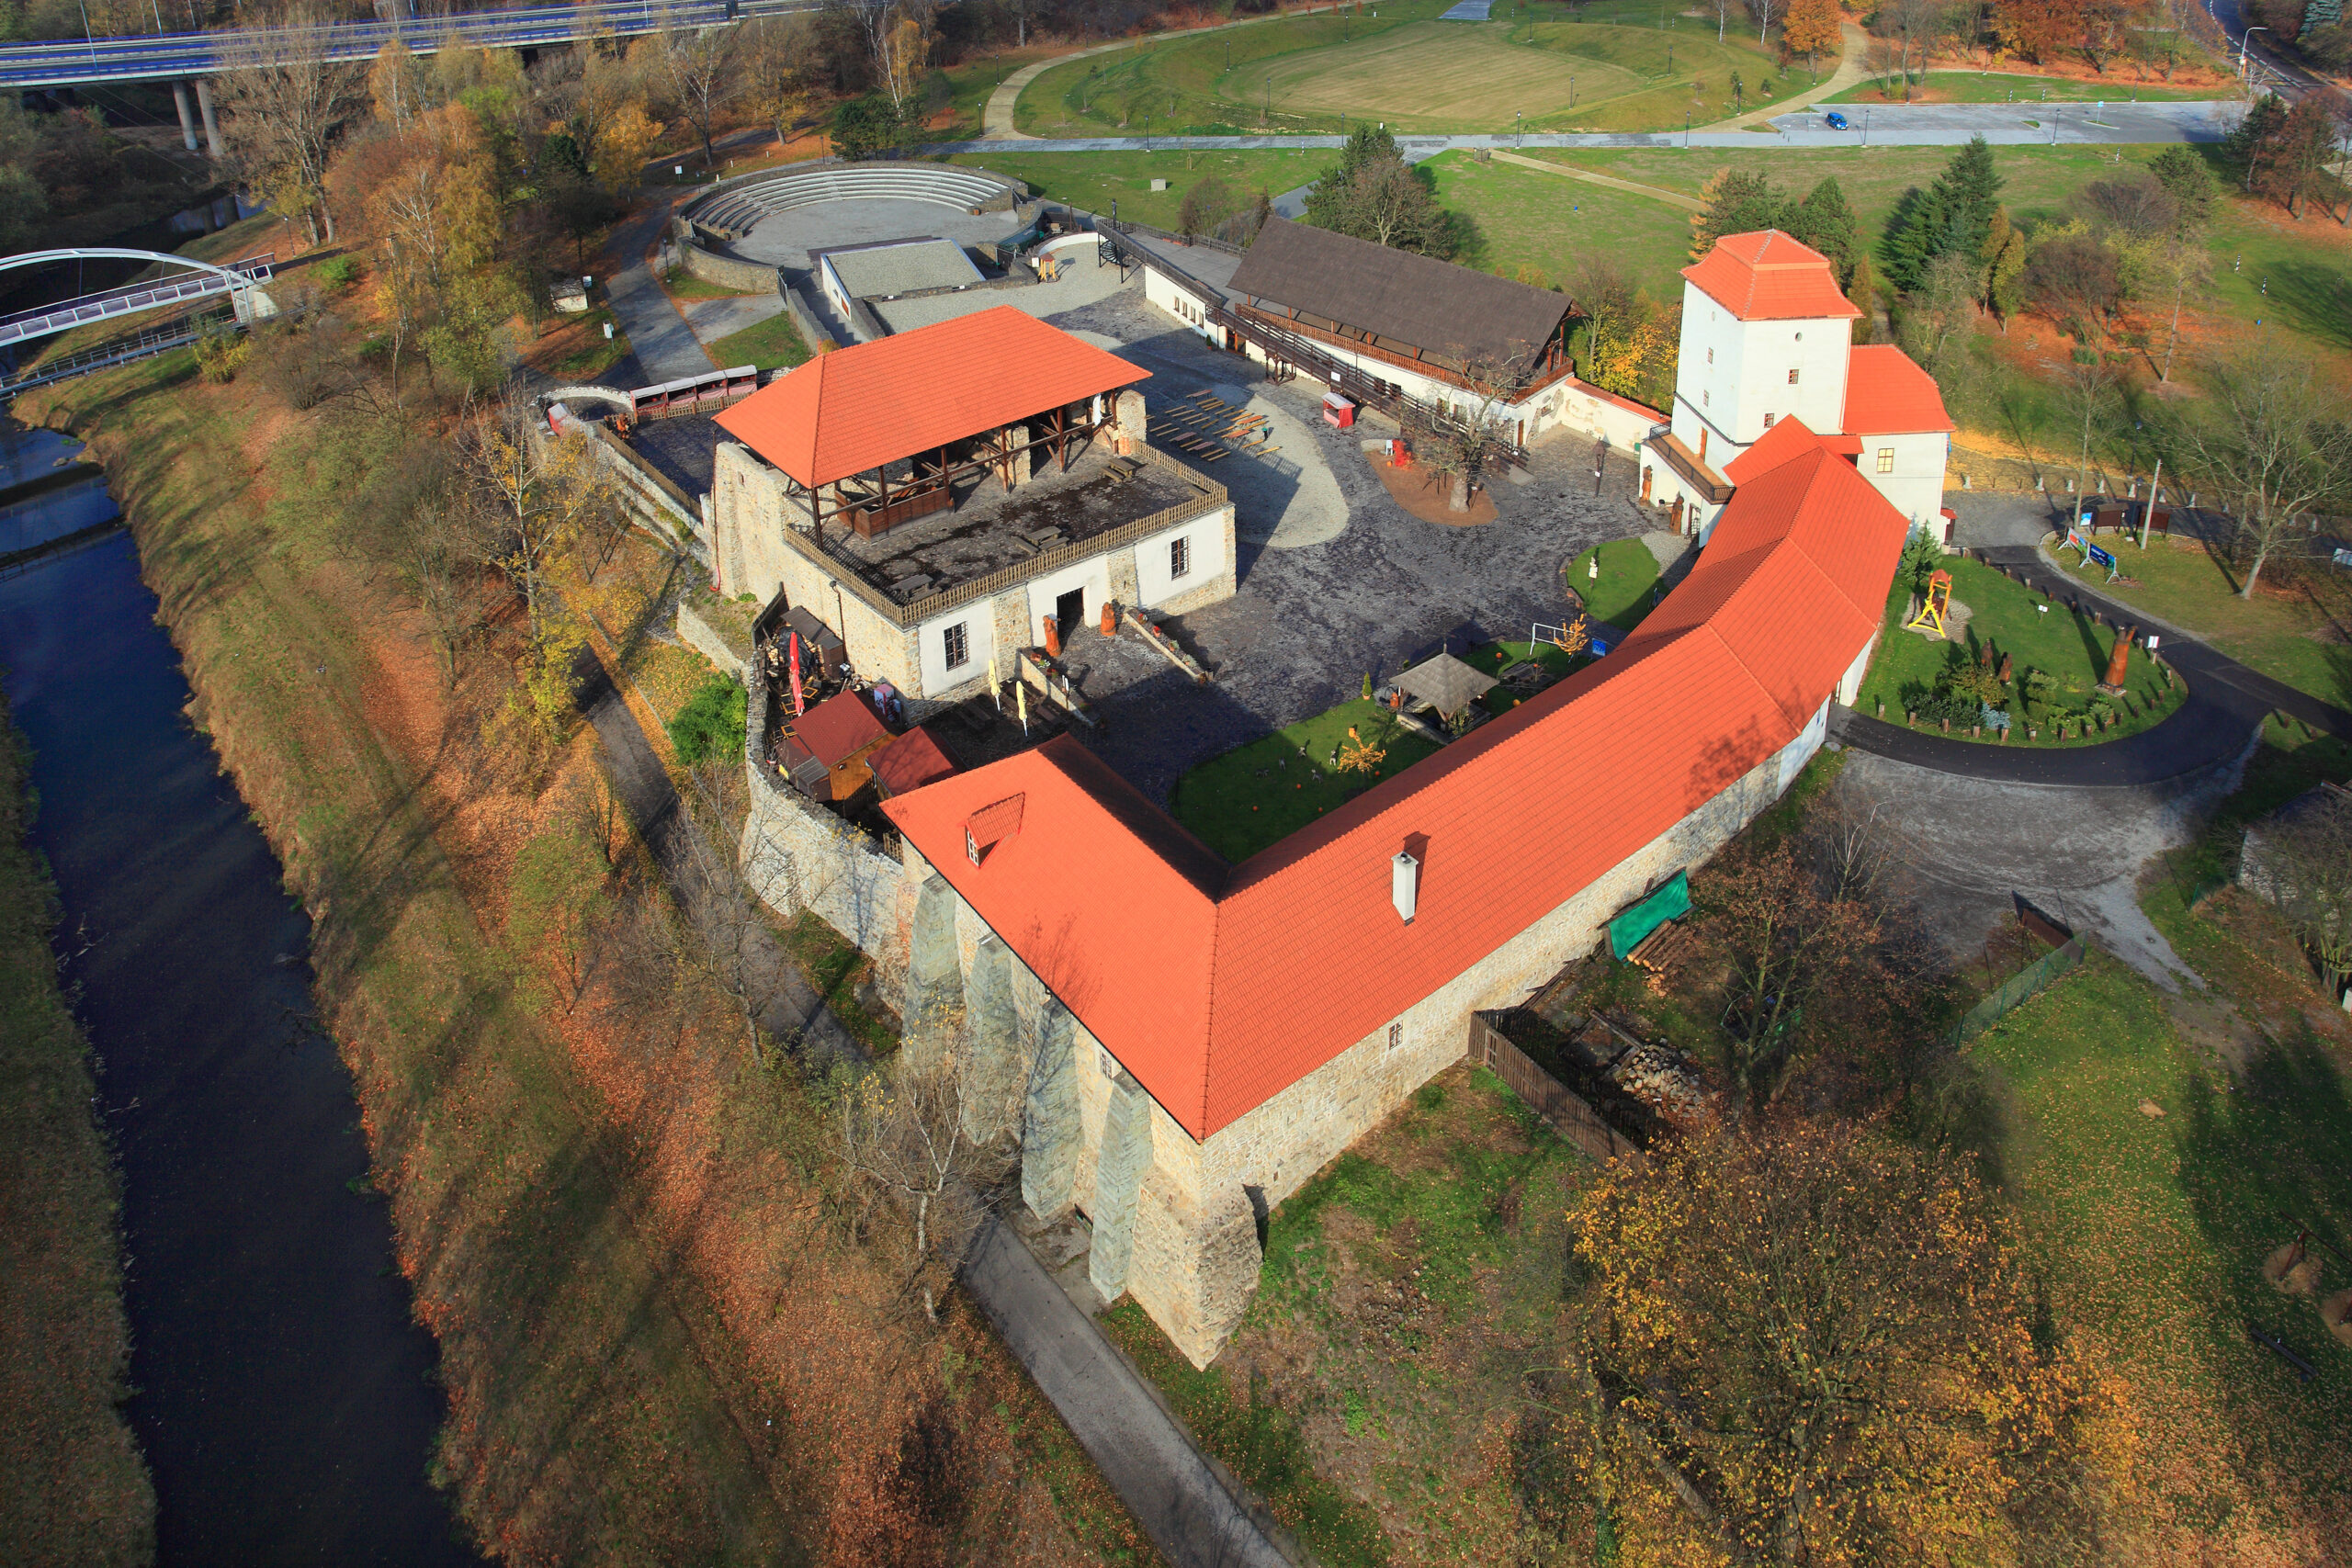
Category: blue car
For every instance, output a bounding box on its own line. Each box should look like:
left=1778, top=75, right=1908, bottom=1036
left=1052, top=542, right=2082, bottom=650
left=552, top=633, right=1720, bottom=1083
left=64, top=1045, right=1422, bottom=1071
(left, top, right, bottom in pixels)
left=1823, top=110, right=1850, bottom=130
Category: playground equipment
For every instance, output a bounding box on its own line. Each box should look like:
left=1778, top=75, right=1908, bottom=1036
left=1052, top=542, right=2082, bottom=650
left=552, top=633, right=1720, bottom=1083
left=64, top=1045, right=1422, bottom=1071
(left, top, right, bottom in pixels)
left=1904, top=569, right=1953, bottom=637
left=1529, top=614, right=1592, bottom=658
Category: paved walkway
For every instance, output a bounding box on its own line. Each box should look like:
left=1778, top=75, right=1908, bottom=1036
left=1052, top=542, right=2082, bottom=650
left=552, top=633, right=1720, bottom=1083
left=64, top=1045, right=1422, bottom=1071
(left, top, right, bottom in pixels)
left=962, top=1220, right=1292, bottom=1568
left=981, top=8, right=1328, bottom=141
left=597, top=193, right=720, bottom=388
left=1697, top=19, right=1873, bottom=131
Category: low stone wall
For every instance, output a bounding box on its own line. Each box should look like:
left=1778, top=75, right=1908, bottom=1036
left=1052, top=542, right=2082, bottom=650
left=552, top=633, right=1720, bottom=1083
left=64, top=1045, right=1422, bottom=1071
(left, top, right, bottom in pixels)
left=738, top=658, right=914, bottom=987
left=672, top=236, right=783, bottom=297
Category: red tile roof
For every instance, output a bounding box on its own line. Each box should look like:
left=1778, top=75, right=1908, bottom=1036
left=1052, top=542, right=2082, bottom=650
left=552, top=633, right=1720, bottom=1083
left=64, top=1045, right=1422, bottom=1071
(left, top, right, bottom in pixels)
left=1722, top=415, right=1860, bottom=483
left=1682, top=230, right=1862, bottom=322
left=882, top=427, right=1905, bottom=1141
left=790, top=691, right=890, bottom=768
left=872, top=726, right=958, bottom=797
left=1842, top=344, right=1955, bottom=434
left=714, top=306, right=1149, bottom=487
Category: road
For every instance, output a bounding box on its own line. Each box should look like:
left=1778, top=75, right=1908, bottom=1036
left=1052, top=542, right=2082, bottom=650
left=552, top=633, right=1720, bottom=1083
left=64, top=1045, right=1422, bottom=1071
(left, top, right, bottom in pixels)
left=2205, top=0, right=2330, bottom=100
left=928, top=97, right=2243, bottom=158
left=0, top=0, right=814, bottom=90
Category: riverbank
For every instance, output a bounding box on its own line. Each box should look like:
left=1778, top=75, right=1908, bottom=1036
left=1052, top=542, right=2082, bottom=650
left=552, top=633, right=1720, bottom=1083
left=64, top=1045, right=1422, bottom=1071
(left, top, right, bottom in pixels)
left=0, top=686, right=156, bottom=1565
left=18, top=334, right=1154, bottom=1562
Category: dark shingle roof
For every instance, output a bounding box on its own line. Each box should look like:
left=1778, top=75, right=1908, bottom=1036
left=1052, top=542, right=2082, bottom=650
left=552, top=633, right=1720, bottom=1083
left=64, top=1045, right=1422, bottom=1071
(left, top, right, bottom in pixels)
left=1226, top=218, right=1576, bottom=367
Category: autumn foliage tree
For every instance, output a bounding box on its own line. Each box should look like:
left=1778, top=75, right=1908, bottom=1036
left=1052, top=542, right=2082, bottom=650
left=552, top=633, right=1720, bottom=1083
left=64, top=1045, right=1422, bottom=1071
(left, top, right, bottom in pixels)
left=1781, top=0, right=1842, bottom=73
left=1562, top=1119, right=2132, bottom=1564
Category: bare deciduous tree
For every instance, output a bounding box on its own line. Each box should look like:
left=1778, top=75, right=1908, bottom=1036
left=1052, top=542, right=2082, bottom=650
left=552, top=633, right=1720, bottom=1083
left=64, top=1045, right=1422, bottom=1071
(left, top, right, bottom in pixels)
left=219, top=0, right=368, bottom=243
left=659, top=22, right=742, bottom=171
left=2171, top=345, right=2352, bottom=597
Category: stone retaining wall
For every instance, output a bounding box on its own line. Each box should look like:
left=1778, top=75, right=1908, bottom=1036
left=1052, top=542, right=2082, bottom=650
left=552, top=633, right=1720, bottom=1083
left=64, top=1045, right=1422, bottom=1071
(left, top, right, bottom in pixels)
left=671, top=235, right=784, bottom=297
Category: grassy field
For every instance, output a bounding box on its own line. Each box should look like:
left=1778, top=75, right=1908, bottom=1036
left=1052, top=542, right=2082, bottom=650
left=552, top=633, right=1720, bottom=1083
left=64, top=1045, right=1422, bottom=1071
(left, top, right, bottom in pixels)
left=0, top=694, right=157, bottom=1566
left=1169, top=696, right=1440, bottom=863
left=950, top=148, right=1335, bottom=229
left=1103, top=1065, right=1590, bottom=1563
left=1854, top=556, right=2185, bottom=741
left=707, top=309, right=811, bottom=370
left=2056, top=538, right=2352, bottom=712
left=1826, top=69, right=2225, bottom=104
left=1015, top=0, right=1797, bottom=137
left=1965, top=937, right=2352, bottom=1547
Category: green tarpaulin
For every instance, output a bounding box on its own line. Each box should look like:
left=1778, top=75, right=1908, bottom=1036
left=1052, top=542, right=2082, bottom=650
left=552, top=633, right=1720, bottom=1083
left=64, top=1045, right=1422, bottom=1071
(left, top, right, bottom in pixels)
left=1607, top=871, right=1689, bottom=959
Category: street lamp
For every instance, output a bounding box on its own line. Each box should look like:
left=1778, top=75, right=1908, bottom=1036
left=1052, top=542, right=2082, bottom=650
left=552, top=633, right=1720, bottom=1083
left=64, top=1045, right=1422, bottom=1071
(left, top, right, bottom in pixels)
left=2241, top=26, right=2268, bottom=84
left=1516, top=108, right=1522, bottom=148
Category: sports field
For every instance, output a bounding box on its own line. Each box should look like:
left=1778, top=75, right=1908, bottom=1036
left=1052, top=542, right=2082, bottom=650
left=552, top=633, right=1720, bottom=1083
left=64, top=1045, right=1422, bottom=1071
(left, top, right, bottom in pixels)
left=1015, top=0, right=1804, bottom=138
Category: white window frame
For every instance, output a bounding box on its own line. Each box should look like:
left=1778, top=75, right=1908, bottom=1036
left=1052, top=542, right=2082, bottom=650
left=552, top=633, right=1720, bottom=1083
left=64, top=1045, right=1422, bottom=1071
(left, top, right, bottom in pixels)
left=1170, top=536, right=1192, bottom=580
left=1876, top=447, right=1895, bottom=474
left=942, top=621, right=970, bottom=671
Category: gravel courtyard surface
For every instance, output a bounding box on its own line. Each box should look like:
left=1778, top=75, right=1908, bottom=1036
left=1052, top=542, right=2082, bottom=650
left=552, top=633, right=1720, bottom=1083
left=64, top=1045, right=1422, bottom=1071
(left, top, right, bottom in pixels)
left=1038, top=283, right=1661, bottom=807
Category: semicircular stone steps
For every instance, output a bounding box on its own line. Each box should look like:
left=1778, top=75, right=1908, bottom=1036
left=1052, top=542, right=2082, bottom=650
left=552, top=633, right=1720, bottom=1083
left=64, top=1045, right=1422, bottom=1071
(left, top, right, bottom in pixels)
left=685, top=164, right=1023, bottom=240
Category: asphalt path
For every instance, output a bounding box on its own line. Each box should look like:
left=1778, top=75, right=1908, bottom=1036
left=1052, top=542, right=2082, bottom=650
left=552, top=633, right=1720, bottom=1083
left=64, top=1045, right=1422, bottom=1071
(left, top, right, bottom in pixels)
left=962, top=1221, right=1294, bottom=1568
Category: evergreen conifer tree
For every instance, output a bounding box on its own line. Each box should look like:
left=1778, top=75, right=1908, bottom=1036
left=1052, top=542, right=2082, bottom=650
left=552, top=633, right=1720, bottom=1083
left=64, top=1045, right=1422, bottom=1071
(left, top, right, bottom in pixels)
left=1689, top=168, right=1793, bottom=261
left=2147, top=144, right=2216, bottom=236
left=1792, top=176, right=1858, bottom=286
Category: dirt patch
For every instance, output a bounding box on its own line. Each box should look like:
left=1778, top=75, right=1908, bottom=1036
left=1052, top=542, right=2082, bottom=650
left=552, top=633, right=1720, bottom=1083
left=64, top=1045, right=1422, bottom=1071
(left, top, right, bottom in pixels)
left=1368, top=451, right=1498, bottom=526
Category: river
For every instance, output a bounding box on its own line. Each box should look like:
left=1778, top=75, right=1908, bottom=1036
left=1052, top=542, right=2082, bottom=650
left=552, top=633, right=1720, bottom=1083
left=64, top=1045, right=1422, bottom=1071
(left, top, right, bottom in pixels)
left=0, top=427, right=481, bottom=1566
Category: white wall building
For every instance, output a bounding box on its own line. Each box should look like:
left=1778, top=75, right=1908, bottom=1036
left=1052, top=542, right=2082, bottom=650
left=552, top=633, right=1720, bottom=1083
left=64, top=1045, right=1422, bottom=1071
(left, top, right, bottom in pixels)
left=1646, top=231, right=1953, bottom=543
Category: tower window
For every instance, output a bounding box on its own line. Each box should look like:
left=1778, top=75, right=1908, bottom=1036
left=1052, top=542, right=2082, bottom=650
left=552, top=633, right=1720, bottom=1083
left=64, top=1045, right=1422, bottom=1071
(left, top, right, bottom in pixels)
left=1707, top=347, right=1714, bottom=365
left=1763, top=412, right=1777, bottom=428
left=1787, top=368, right=1800, bottom=384
left=1170, top=536, right=1192, bottom=578
left=942, top=622, right=969, bottom=671
left=1876, top=448, right=1896, bottom=474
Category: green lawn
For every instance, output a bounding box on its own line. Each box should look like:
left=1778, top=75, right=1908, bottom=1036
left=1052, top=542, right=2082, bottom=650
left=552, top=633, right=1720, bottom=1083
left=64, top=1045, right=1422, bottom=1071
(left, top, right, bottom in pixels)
left=1855, top=556, right=2186, bottom=742
left=1169, top=696, right=1441, bottom=863
left=2055, top=540, right=2352, bottom=712
left=1014, top=0, right=1798, bottom=138
left=706, top=310, right=811, bottom=371
left=949, top=148, right=1335, bottom=230
left=1967, top=946, right=2352, bottom=1535
left=1102, top=1065, right=1589, bottom=1562
left=660, top=266, right=753, bottom=301
left=1566, top=537, right=1663, bottom=630
left=1826, top=70, right=2226, bottom=105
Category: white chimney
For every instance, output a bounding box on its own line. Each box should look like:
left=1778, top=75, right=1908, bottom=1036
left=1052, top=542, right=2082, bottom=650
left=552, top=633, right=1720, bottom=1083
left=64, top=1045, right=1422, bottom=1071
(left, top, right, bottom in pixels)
left=1391, top=851, right=1419, bottom=924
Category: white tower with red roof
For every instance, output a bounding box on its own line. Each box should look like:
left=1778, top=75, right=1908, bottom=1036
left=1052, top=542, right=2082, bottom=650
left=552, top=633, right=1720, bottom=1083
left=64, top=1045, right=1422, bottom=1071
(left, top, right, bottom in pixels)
left=1647, top=231, right=1954, bottom=542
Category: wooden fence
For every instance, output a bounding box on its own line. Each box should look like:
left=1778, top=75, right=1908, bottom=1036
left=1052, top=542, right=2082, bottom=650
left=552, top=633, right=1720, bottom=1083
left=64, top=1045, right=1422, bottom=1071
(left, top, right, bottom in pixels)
left=1469, top=1014, right=1645, bottom=1167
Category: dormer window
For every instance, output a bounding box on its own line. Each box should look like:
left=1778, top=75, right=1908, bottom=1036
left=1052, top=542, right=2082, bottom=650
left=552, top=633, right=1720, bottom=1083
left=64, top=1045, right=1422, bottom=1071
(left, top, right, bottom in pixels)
left=964, top=794, right=1025, bottom=865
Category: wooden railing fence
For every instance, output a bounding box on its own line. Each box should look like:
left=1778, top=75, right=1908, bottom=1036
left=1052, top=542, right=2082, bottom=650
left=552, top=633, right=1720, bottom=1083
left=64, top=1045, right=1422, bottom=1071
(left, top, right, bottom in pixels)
left=1468, top=1013, right=1645, bottom=1167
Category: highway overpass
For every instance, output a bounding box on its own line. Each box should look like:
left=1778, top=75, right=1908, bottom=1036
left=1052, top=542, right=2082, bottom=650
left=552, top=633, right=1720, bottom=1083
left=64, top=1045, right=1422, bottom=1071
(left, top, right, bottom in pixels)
left=0, top=0, right=818, bottom=92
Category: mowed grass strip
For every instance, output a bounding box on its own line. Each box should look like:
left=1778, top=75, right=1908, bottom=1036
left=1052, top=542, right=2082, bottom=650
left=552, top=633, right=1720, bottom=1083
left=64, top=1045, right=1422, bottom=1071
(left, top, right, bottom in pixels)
left=707, top=309, right=811, bottom=370
left=1170, top=697, right=1439, bottom=863
left=1826, top=69, right=2228, bottom=105
left=949, top=149, right=1334, bottom=230
left=1230, top=23, right=1640, bottom=130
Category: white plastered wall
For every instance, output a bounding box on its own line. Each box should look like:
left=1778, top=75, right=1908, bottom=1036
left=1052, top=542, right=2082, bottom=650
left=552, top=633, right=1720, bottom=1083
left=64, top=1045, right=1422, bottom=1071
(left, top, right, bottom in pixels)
left=914, top=598, right=999, bottom=697
left=1858, top=431, right=1951, bottom=532
left=1135, top=513, right=1228, bottom=608
left=1024, top=556, right=1114, bottom=640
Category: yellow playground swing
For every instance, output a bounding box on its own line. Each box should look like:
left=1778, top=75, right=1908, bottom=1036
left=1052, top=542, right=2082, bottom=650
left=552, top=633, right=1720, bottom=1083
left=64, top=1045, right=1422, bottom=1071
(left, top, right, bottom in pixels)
left=1904, top=569, right=1953, bottom=638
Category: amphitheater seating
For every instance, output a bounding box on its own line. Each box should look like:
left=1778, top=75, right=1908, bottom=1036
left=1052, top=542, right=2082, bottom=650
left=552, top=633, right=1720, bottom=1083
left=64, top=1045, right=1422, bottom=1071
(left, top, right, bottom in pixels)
left=685, top=164, right=1023, bottom=241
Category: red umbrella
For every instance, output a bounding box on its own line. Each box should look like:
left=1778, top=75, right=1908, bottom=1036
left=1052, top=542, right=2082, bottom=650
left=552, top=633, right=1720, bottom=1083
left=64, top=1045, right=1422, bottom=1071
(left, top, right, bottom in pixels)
left=787, top=629, right=805, bottom=717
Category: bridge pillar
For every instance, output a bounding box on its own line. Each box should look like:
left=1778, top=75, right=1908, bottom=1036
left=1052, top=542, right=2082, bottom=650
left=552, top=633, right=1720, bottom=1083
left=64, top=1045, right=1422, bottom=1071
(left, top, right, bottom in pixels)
left=172, top=82, right=199, bottom=153
left=194, top=78, right=225, bottom=161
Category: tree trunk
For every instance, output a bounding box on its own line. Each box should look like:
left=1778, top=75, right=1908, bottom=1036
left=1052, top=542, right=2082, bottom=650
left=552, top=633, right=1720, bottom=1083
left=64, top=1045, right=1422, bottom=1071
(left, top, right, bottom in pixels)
left=1449, top=471, right=1470, bottom=512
